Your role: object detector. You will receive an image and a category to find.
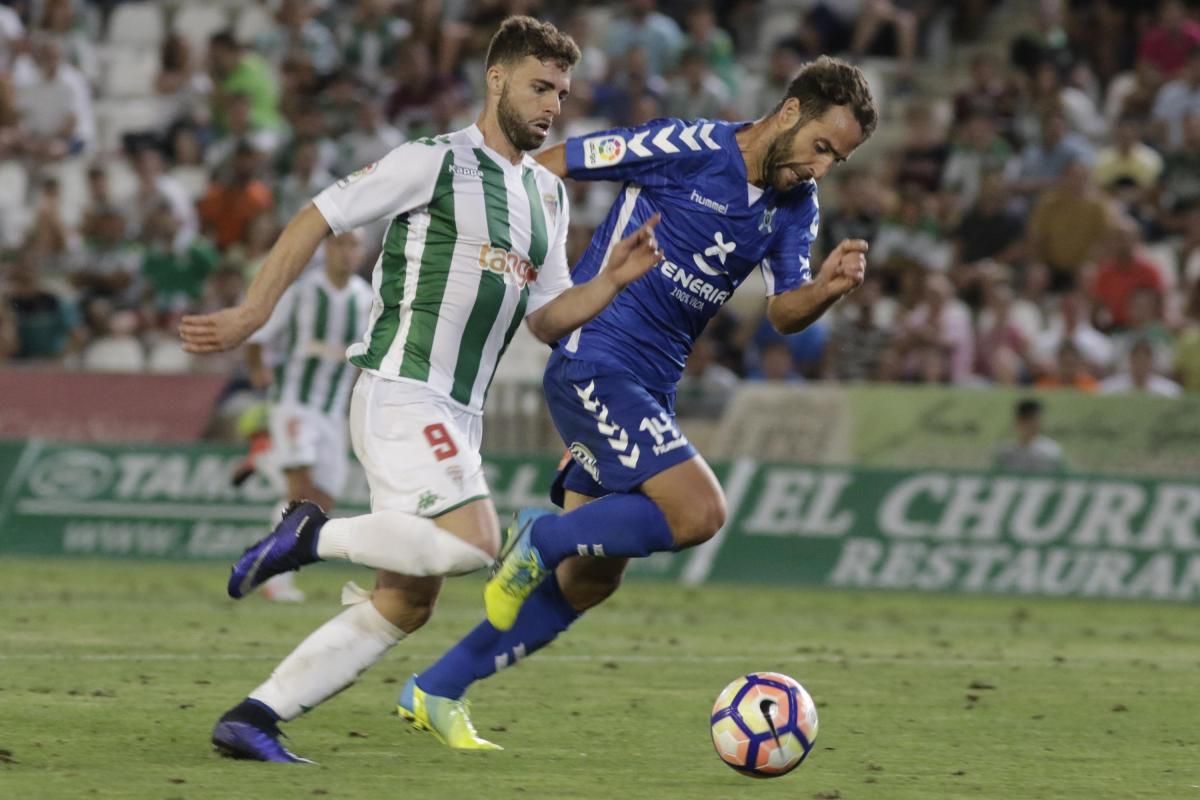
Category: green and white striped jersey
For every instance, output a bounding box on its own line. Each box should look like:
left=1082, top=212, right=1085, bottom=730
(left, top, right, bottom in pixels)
left=311, top=124, right=573, bottom=414
left=250, top=268, right=374, bottom=418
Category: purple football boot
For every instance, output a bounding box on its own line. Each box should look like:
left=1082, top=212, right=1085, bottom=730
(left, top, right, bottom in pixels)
left=227, top=501, right=326, bottom=599
left=211, top=702, right=313, bottom=764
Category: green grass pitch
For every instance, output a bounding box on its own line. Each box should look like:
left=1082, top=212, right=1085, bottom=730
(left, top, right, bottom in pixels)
left=1, top=559, right=1197, bottom=799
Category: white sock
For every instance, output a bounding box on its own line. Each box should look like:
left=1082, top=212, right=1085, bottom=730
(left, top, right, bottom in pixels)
left=250, top=600, right=404, bottom=721
left=316, top=511, right=492, bottom=576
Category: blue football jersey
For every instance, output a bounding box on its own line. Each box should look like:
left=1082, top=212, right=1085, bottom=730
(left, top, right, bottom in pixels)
left=560, top=117, right=820, bottom=392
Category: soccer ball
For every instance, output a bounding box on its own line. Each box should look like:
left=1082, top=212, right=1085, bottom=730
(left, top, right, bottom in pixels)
left=709, top=672, right=818, bottom=778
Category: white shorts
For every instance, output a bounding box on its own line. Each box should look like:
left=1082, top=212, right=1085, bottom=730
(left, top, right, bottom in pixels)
left=349, top=371, right=489, bottom=517
left=266, top=404, right=350, bottom=497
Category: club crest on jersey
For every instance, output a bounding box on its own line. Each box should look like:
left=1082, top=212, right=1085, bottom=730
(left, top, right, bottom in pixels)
left=336, top=161, right=377, bottom=188
left=478, top=244, right=538, bottom=287
left=582, top=135, right=626, bottom=168
left=542, top=192, right=559, bottom=221
left=759, top=207, right=777, bottom=234
left=568, top=442, right=601, bottom=482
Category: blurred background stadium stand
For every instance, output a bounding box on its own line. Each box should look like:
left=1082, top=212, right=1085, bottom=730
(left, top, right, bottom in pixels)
left=3, top=0, right=1200, bottom=584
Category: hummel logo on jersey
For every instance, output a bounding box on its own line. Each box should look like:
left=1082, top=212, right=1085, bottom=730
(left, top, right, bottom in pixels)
left=690, top=190, right=728, bottom=215
left=692, top=231, right=737, bottom=276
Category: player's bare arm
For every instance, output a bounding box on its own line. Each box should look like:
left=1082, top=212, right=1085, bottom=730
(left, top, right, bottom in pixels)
left=525, top=214, right=664, bottom=343
left=179, top=203, right=330, bottom=353
left=534, top=143, right=568, bottom=178
left=765, top=239, right=868, bottom=334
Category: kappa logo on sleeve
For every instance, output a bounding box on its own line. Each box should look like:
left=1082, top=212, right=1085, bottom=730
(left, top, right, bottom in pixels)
left=582, top=135, right=626, bottom=168
left=449, top=163, right=485, bottom=179
left=336, top=161, right=378, bottom=188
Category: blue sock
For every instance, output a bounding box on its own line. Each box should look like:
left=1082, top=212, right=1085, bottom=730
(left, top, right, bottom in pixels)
left=416, top=575, right=580, bottom=700
left=225, top=697, right=282, bottom=728
left=529, top=493, right=675, bottom=569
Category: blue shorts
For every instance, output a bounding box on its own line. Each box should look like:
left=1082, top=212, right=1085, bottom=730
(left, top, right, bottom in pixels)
left=543, top=349, right=697, bottom=501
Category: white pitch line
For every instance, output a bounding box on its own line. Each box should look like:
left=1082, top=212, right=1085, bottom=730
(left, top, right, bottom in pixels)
left=0, top=651, right=1192, bottom=669
left=14, top=498, right=278, bottom=521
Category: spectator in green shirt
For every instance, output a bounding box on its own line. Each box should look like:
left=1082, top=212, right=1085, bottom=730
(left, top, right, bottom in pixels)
left=208, top=30, right=281, bottom=134
left=141, top=203, right=220, bottom=320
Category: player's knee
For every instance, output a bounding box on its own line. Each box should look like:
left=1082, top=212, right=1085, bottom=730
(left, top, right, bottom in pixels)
left=669, top=490, right=727, bottom=549
left=403, top=597, right=437, bottom=631
left=372, top=587, right=438, bottom=633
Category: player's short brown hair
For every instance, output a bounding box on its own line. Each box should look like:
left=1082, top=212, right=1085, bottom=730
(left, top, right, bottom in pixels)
left=485, top=15, right=581, bottom=71
left=781, top=56, right=878, bottom=141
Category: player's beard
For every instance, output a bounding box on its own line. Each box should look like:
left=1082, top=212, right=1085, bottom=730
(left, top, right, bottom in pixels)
left=761, top=120, right=804, bottom=192
left=497, top=83, right=544, bottom=152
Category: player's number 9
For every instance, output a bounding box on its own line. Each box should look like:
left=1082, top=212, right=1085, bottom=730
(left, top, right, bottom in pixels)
left=423, top=423, right=459, bottom=462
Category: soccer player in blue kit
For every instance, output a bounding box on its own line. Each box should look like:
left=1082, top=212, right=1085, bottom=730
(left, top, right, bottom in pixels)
left=397, top=56, right=878, bottom=748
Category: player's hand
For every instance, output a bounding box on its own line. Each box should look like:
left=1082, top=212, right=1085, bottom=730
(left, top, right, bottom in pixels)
left=817, top=239, right=868, bottom=298
left=606, top=213, right=664, bottom=289
left=179, top=304, right=264, bottom=354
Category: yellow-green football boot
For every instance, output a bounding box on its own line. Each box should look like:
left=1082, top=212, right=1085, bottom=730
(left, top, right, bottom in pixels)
left=396, top=675, right=502, bottom=751
left=483, top=508, right=553, bottom=631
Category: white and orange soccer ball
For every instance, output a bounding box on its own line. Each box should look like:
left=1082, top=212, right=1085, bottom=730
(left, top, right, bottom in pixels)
left=709, top=672, right=818, bottom=778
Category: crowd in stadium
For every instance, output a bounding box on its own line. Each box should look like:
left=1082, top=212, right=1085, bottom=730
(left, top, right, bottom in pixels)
left=1, top=0, right=1199, bottom=404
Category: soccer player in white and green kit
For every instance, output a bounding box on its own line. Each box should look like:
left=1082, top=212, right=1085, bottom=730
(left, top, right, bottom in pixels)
left=246, top=230, right=373, bottom=602
left=180, top=17, right=665, bottom=763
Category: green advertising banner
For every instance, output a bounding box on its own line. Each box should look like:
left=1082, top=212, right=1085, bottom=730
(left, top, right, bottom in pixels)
left=2, top=441, right=1197, bottom=602
left=0, top=440, right=561, bottom=561
left=675, top=461, right=1200, bottom=602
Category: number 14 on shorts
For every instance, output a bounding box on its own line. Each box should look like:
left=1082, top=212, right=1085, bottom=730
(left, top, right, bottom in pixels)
left=640, top=413, right=688, bottom=457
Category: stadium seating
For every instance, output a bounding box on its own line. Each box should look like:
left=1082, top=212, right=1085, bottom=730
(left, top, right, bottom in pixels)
left=106, top=2, right=166, bottom=48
